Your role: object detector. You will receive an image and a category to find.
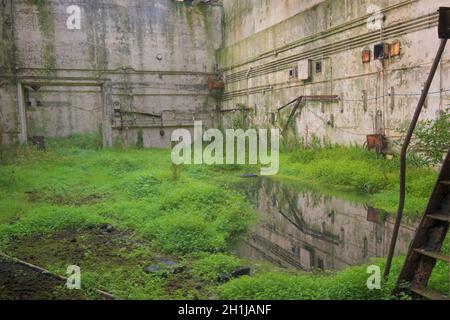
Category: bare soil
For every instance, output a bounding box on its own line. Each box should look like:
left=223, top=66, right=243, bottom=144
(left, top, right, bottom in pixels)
left=0, top=257, right=91, bottom=300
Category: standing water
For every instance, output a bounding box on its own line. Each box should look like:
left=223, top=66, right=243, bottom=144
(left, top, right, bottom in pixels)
left=234, top=177, right=417, bottom=271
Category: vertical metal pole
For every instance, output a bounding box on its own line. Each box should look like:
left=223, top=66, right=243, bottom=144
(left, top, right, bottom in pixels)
left=16, top=82, right=28, bottom=144
left=384, top=39, right=447, bottom=279
left=101, top=81, right=113, bottom=147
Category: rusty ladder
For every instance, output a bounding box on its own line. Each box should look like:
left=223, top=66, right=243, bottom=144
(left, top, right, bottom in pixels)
left=384, top=7, right=450, bottom=300
left=394, top=150, right=450, bottom=300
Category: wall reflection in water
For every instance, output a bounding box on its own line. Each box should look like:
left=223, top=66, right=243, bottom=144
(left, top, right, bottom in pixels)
left=234, top=178, right=417, bottom=271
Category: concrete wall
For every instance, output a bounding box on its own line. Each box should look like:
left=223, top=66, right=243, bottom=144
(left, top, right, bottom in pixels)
left=218, top=0, right=450, bottom=147
left=0, top=0, right=223, bottom=147
left=2, top=0, right=449, bottom=149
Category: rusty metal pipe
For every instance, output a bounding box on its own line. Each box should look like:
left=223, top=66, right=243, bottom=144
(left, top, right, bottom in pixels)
left=277, top=95, right=339, bottom=112
left=278, top=97, right=302, bottom=112
left=384, top=38, right=447, bottom=280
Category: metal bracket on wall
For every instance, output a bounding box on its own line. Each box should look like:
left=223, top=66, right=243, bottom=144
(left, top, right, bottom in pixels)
left=277, top=95, right=339, bottom=134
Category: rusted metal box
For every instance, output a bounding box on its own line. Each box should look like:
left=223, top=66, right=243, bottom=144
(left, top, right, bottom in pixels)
left=366, top=134, right=387, bottom=154
left=207, top=76, right=224, bottom=91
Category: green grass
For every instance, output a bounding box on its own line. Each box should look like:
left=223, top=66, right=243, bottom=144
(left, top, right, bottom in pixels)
left=279, top=145, right=438, bottom=217
left=218, top=258, right=403, bottom=300
left=0, top=136, right=447, bottom=299
left=0, top=140, right=257, bottom=299
left=218, top=238, right=449, bottom=300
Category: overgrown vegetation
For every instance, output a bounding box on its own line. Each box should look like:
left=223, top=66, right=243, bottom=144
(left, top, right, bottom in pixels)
left=280, top=144, right=438, bottom=216
left=0, top=138, right=255, bottom=298
left=0, top=134, right=447, bottom=299
left=218, top=244, right=449, bottom=300
left=404, top=108, right=450, bottom=166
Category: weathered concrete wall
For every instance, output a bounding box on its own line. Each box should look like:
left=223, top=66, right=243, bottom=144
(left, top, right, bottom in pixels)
left=3, top=0, right=448, bottom=149
left=222, top=0, right=324, bottom=47
left=0, top=0, right=223, bottom=147
left=0, top=0, right=17, bottom=145
left=218, top=0, right=450, bottom=147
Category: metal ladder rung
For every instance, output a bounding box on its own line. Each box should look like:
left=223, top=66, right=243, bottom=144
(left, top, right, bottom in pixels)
left=413, top=248, right=450, bottom=263
left=439, top=180, right=450, bottom=185
left=410, top=285, right=449, bottom=300
left=427, top=212, right=450, bottom=222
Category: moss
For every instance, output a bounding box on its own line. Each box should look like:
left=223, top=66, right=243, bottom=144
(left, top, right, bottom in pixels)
left=0, top=0, right=18, bottom=82
left=0, top=141, right=255, bottom=299
left=279, top=145, right=437, bottom=216
left=26, top=0, right=56, bottom=73
left=0, top=137, right=447, bottom=300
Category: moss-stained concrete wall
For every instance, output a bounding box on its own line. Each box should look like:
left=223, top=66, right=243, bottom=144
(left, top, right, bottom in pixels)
left=222, top=0, right=323, bottom=47
left=218, top=0, right=450, bottom=147
left=0, top=0, right=223, bottom=147
left=0, top=0, right=18, bottom=145
left=3, top=0, right=448, bottom=149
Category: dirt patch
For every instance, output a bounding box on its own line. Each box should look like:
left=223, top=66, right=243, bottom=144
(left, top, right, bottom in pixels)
left=26, top=191, right=104, bottom=206
left=5, top=225, right=212, bottom=299
left=0, top=257, right=92, bottom=300
left=7, top=225, right=140, bottom=268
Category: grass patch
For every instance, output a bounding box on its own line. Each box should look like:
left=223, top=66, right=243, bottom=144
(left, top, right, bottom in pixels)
left=0, top=137, right=446, bottom=299
left=280, top=145, right=438, bottom=216
left=218, top=250, right=449, bottom=300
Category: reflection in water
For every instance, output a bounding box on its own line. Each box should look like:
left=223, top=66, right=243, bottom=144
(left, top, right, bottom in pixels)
left=234, top=178, right=417, bottom=271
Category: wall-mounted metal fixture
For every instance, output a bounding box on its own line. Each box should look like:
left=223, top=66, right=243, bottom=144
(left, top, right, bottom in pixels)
left=288, top=66, right=298, bottom=80
left=277, top=95, right=339, bottom=112
left=113, top=101, right=121, bottom=117
left=288, top=69, right=294, bottom=77
left=390, top=87, right=395, bottom=112
left=298, top=59, right=311, bottom=80
left=315, top=61, right=322, bottom=74
left=219, top=106, right=252, bottom=113
left=277, top=95, right=339, bottom=134
left=374, top=43, right=390, bottom=60
left=439, top=7, right=450, bottom=39
left=366, top=134, right=387, bottom=154
left=390, top=41, right=401, bottom=57
left=156, top=54, right=163, bottom=61
left=269, top=112, right=276, bottom=125
left=362, top=49, right=371, bottom=63
left=327, top=114, right=334, bottom=128
left=245, top=67, right=252, bottom=79
left=362, top=90, right=368, bottom=112
left=207, top=76, right=224, bottom=91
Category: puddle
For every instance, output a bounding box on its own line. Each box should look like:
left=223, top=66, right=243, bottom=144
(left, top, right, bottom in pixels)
left=234, top=177, right=417, bottom=271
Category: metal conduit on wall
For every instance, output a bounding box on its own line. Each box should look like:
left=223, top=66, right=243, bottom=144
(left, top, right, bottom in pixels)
left=220, top=0, right=420, bottom=71
left=223, top=13, right=438, bottom=84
